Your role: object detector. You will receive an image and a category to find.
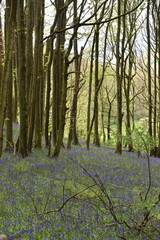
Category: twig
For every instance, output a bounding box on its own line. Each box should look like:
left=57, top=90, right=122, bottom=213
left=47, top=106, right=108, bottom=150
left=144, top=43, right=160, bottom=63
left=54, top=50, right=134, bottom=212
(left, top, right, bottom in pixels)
left=38, top=184, right=96, bottom=216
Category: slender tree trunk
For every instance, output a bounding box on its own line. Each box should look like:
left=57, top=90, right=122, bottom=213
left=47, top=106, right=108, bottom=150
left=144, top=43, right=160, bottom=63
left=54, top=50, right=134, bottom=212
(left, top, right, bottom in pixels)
left=100, top=92, right=106, bottom=142
left=17, top=0, right=28, bottom=157
left=147, top=0, right=152, bottom=136
left=12, top=54, right=18, bottom=123
left=153, top=36, right=157, bottom=142
left=26, top=0, right=34, bottom=151
left=45, top=39, right=53, bottom=147
left=157, top=6, right=160, bottom=157
left=86, top=36, right=95, bottom=149
left=0, top=10, right=3, bottom=92
left=94, top=24, right=100, bottom=147
left=115, top=0, right=122, bottom=154
left=0, top=0, right=17, bottom=157
left=5, top=1, right=15, bottom=151
left=34, top=0, right=44, bottom=148
left=107, top=105, right=112, bottom=140
left=67, top=0, right=81, bottom=148
left=25, top=0, right=34, bottom=105
left=152, top=5, right=158, bottom=142
left=6, top=57, right=14, bottom=150
left=44, top=11, right=59, bottom=148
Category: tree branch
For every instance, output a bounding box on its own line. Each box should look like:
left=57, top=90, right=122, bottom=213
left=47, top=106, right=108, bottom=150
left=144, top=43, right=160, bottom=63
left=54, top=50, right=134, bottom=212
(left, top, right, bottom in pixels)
left=42, top=0, right=145, bottom=41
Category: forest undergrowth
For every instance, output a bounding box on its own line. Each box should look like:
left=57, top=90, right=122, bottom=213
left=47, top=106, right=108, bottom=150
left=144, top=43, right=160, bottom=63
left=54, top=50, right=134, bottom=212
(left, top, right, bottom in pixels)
left=0, top=137, right=160, bottom=239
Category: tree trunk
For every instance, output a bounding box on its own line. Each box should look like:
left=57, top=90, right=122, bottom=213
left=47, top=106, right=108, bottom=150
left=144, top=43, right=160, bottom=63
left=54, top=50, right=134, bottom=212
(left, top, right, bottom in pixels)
left=86, top=36, right=95, bottom=149
left=34, top=0, right=44, bottom=148
left=0, top=10, right=3, bottom=92
left=17, top=0, right=28, bottom=157
left=6, top=57, right=14, bottom=150
left=115, top=0, right=122, bottom=154
left=44, top=39, right=53, bottom=147
left=52, top=0, right=66, bottom=147
left=94, top=24, right=100, bottom=147
left=27, top=0, right=44, bottom=151
left=157, top=6, right=160, bottom=157
left=25, top=0, right=34, bottom=105
left=67, top=0, right=81, bottom=148
left=0, top=0, right=17, bottom=157
left=52, top=56, right=69, bottom=157
left=147, top=0, right=152, bottom=137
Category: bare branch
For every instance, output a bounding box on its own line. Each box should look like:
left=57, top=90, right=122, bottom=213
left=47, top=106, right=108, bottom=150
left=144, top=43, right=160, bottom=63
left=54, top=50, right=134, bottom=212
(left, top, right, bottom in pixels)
left=42, top=0, right=145, bottom=41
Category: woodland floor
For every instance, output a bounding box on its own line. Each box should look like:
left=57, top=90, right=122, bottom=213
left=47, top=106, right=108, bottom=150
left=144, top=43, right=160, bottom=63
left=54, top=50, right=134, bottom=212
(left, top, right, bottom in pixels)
left=0, top=139, right=160, bottom=240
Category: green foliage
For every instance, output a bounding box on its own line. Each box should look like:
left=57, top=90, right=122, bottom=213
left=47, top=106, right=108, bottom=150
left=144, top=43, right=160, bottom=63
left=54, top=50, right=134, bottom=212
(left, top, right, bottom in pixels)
left=14, top=160, right=31, bottom=174
left=131, top=127, right=155, bottom=155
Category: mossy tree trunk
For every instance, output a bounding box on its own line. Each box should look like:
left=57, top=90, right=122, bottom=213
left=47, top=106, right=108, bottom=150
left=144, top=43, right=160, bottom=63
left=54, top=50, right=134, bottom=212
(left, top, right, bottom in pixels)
left=5, top=57, right=14, bottom=150
left=123, top=0, right=135, bottom=152
left=5, top=1, right=16, bottom=151
left=0, top=0, right=16, bottom=157
left=27, top=0, right=44, bottom=151
left=25, top=0, right=34, bottom=111
left=17, top=0, right=28, bottom=157
left=52, top=56, right=69, bottom=157
left=157, top=5, right=160, bottom=157
left=67, top=0, right=81, bottom=149
left=44, top=39, right=52, bottom=147
left=52, top=0, right=80, bottom=157
left=26, top=0, right=34, bottom=151
left=52, top=0, right=66, bottom=147
left=0, top=7, right=3, bottom=92
left=34, top=0, right=44, bottom=148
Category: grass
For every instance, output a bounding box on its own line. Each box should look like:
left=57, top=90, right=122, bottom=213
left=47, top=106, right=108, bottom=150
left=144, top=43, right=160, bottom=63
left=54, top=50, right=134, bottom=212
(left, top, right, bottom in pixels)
left=0, top=139, right=160, bottom=239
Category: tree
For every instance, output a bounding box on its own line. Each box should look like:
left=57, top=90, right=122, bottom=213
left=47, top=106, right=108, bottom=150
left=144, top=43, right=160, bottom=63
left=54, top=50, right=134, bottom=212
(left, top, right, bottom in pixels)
left=0, top=4, right=3, bottom=91
left=123, top=4, right=139, bottom=152
left=152, top=1, right=158, bottom=142
left=52, top=0, right=86, bottom=156
left=52, top=0, right=67, bottom=148
left=67, top=0, right=82, bottom=149
left=86, top=35, right=95, bottom=149
left=16, top=0, right=28, bottom=157
left=146, top=0, right=152, bottom=137
left=25, top=0, right=34, bottom=152
left=0, top=0, right=17, bottom=156
left=27, top=0, right=44, bottom=151
left=156, top=3, right=160, bottom=157
left=34, top=0, right=44, bottom=148
left=44, top=39, right=52, bottom=147
left=115, top=0, right=122, bottom=154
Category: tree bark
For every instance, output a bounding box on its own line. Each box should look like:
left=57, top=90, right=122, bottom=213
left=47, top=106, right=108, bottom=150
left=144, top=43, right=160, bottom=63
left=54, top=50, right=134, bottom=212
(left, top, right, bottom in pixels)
left=44, top=39, right=53, bottom=147
left=17, top=0, right=28, bottom=157
left=115, top=0, right=122, bottom=154
left=34, top=0, right=44, bottom=148
left=86, top=36, right=95, bottom=149
left=67, top=0, right=81, bottom=148
left=52, top=0, right=66, bottom=147
left=147, top=0, right=152, bottom=137
left=0, top=0, right=17, bottom=157
left=94, top=23, right=100, bottom=147
left=0, top=9, right=3, bottom=92
left=5, top=57, right=14, bottom=150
